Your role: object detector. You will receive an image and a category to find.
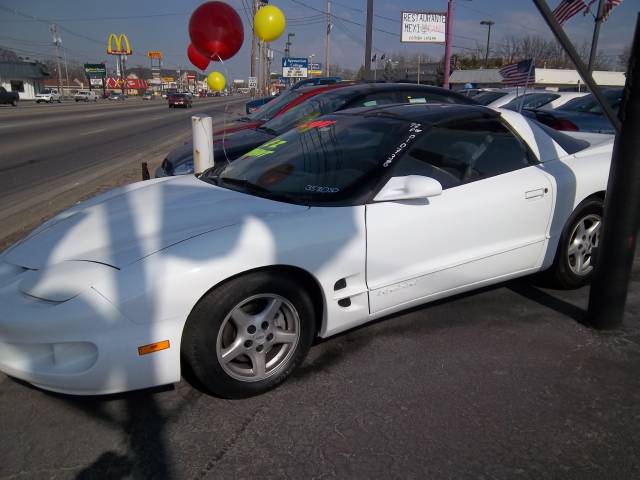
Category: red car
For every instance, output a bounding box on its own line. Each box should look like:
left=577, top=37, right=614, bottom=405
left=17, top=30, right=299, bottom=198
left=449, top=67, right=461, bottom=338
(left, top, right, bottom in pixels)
left=215, top=82, right=353, bottom=136
left=168, top=93, right=192, bottom=108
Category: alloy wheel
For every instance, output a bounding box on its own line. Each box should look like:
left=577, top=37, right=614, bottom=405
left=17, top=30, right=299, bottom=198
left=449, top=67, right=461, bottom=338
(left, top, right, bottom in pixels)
left=567, top=213, right=601, bottom=276
left=216, top=294, right=300, bottom=382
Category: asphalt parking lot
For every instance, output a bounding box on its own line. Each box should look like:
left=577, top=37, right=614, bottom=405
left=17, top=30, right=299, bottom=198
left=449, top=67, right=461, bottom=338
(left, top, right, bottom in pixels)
left=1, top=96, right=639, bottom=480
left=1, top=257, right=638, bottom=479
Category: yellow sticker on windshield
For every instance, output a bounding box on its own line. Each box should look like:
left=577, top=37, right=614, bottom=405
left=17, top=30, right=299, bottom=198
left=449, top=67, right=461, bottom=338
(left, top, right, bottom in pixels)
left=244, top=139, right=287, bottom=158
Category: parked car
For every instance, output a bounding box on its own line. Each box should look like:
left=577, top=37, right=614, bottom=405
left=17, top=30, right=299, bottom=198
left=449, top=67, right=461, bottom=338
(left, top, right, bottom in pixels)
left=528, top=88, right=623, bottom=135
left=168, top=93, right=192, bottom=108
left=75, top=90, right=99, bottom=102
left=245, top=96, right=275, bottom=114
left=0, top=86, right=19, bottom=106
left=157, top=82, right=478, bottom=176
left=141, top=91, right=154, bottom=100
left=290, top=76, right=342, bottom=89
left=500, top=91, right=589, bottom=111
left=35, top=89, right=62, bottom=103
left=0, top=103, right=612, bottom=397
left=107, top=92, right=125, bottom=101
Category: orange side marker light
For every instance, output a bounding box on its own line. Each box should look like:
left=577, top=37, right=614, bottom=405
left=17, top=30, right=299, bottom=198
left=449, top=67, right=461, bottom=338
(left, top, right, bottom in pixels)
left=138, top=340, right=170, bottom=356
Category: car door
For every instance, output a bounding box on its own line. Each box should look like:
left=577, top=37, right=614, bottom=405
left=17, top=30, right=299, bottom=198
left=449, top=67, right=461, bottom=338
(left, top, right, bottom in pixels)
left=366, top=115, right=554, bottom=314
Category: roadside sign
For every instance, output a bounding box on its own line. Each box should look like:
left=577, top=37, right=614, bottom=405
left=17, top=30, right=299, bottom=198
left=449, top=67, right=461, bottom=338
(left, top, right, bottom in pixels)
left=147, top=51, right=163, bottom=59
left=186, top=73, right=196, bottom=80
left=282, top=57, right=308, bottom=78
left=84, top=63, right=106, bottom=77
left=309, top=62, right=323, bottom=75
left=400, top=12, right=446, bottom=43
left=248, top=76, right=257, bottom=89
left=89, top=78, right=103, bottom=86
left=162, top=76, right=175, bottom=82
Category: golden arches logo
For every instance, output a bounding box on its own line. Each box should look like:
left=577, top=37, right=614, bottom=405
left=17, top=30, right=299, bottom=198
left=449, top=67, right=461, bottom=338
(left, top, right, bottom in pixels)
left=107, top=33, right=132, bottom=55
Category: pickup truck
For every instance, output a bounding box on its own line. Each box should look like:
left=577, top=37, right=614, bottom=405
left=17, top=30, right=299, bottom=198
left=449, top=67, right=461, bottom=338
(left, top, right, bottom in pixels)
left=35, top=89, right=61, bottom=103
left=0, top=86, right=19, bottom=106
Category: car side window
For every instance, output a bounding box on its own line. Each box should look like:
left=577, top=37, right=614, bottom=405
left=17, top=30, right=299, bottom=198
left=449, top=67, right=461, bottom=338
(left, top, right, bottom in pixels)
left=348, top=92, right=400, bottom=107
left=400, top=90, right=459, bottom=105
left=393, top=117, right=534, bottom=189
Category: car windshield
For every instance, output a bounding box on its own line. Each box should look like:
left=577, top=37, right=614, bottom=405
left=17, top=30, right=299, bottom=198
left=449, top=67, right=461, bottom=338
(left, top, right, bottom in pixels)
left=473, top=91, right=508, bottom=105
left=559, top=89, right=622, bottom=113
left=258, top=91, right=352, bottom=136
left=502, top=93, right=559, bottom=110
left=206, top=114, right=420, bottom=205
left=247, top=90, right=302, bottom=122
left=171, top=94, right=186, bottom=98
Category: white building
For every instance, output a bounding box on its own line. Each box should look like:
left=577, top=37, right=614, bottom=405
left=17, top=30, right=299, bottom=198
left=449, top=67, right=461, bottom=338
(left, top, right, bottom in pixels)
left=0, top=61, right=50, bottom=100
left=450, top=68, right=626, bottom=90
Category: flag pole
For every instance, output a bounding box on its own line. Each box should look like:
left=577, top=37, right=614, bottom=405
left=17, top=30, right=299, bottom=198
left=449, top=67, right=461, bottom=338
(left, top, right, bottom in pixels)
left=588, top=0, right=606, bottom=73
left=518, top=60, right=535, bottom=113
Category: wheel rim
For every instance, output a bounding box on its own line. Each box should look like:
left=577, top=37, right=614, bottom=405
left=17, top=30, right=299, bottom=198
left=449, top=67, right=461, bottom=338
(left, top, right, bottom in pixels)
left=216, top=294, right=300, bottom=382
left=567, top=213, right=601, bottom=276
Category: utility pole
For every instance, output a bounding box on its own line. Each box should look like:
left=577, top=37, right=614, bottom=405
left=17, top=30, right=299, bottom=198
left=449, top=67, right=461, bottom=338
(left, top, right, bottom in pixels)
left=50, top=24, right=63, bottom=97
left=480, top=20, right=494, bottom=69
left=443, top=0, right=454, bottom=89
left=62, top=46, right=70, bottom=91
left=417, top=54, right=421, bottom=84
left=364, top=0, right=373, bottom=81
left=588, top=0, right=605, bottom=73
left=325, top=1, right=332, bottom=76
left=250, top=0, right=258, bottom=78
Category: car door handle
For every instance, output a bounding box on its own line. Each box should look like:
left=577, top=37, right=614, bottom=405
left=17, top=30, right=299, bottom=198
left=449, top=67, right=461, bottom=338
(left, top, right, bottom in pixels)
left=525, top=188, right=547, bottom=199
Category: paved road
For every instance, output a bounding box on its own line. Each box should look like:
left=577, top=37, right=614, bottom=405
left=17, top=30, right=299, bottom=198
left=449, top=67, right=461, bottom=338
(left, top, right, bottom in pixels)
left=0, top=96, right=246, bottom=245
left=1, top=97, right=639, bottom=479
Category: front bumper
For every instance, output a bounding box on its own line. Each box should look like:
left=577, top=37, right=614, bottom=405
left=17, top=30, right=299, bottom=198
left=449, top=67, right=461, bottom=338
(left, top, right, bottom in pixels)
left=0, top=263, right=183, bottom=395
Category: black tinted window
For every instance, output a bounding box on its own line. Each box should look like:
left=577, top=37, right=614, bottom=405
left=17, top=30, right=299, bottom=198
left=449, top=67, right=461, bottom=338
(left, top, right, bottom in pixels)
left=348, top=91, right=400, bottom=107
left=535, top=122, right=590, bottom=154
left=473, top=91, right=508, bottom=105
left=214, top=115, right=414, bottom=205
left=394, top=118, right=533, bottom=188
left=502, top=93, right=560, bottom=110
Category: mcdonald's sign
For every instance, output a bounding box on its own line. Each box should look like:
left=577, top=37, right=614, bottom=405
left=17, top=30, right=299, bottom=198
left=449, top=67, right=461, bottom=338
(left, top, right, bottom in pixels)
left=107, top=33, right=132, bottom=55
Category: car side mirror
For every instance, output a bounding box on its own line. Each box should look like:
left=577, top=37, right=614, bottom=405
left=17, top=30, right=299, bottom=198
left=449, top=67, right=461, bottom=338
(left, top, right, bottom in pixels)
left=374, top=175, right=443, bottom=202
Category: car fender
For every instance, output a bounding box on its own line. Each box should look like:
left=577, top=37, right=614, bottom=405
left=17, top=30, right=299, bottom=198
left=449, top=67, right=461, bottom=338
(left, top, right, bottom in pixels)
left=92, top=204, right=369, bottom=341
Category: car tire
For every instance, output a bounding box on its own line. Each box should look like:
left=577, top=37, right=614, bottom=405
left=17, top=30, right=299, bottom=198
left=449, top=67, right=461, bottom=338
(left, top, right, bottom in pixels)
left=36, top=100, right=41, bottom=104
left=182, top=271, right=316, bottom=398
left=75, top=99, right=79, bottom=102
left=11, top=99, right=17, bottom=107
left=550, top=197, right=603, bottom=289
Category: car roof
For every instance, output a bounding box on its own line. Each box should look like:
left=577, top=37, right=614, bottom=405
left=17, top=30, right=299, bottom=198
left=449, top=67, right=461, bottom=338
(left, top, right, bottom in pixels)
left=333, top=103, right=498, bottom=125
left=302, top=82, right=477, bottom=103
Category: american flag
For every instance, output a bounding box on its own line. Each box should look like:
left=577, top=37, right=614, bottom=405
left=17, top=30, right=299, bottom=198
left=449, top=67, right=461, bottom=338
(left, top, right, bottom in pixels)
left=553, top=0, right=588, bottom=25
left=585, top=0, right=624, bottom=21
left=499, top=59, right=535, bottom=87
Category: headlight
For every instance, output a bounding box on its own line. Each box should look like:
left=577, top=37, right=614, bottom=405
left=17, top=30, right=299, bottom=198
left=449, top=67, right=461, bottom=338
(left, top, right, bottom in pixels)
left=173, top=160, right=195, bottom=175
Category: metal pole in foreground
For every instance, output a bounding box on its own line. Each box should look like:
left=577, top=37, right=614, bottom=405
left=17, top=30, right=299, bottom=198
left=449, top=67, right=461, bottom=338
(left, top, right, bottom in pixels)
left=587, top=13, right=640, bottom=329
left=443, top=0, right=454, bottom=89
left=364, top=0, right=373, bottom=81
left=192, top=114, right=214, bottom=174
left=532, top=0, right=620, bottom=133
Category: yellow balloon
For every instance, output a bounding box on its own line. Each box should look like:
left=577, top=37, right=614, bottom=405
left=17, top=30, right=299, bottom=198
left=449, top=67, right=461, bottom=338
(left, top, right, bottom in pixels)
left=207, top=71, right=225, bottom=92
left=254, top=5, right=286, bottom=42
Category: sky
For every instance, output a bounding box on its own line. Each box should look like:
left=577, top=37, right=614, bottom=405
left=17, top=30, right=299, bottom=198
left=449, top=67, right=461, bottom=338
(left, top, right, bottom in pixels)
left=0, top=0, right=636, bottom=80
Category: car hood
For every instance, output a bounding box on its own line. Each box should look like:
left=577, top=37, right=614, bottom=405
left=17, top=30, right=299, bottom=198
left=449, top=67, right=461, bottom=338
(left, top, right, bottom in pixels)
left=3, top=175, right=306, bottom=270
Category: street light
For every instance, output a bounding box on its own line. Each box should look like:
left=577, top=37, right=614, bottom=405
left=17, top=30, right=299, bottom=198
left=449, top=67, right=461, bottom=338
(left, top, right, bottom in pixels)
left=480, top=20, right=495, bottom=69
left=285, top=33, right=295, bottom=58
left=308, top=53, right=315, bottom=77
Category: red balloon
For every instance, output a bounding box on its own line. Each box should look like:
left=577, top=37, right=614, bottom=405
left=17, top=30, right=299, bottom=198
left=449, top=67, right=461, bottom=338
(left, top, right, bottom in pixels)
left=188, top=43, right=210, bottom=71
left=189, top=1, right=244, bottom=61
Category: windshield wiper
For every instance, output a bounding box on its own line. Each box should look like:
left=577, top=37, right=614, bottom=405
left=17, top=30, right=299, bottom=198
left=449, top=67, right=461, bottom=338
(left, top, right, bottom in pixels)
left=256, top=125, right=278, bottom=136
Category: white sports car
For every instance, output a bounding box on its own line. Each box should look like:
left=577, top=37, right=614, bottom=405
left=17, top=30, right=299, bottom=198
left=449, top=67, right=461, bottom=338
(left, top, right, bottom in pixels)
left=0, top=104, right=612, bottom=397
